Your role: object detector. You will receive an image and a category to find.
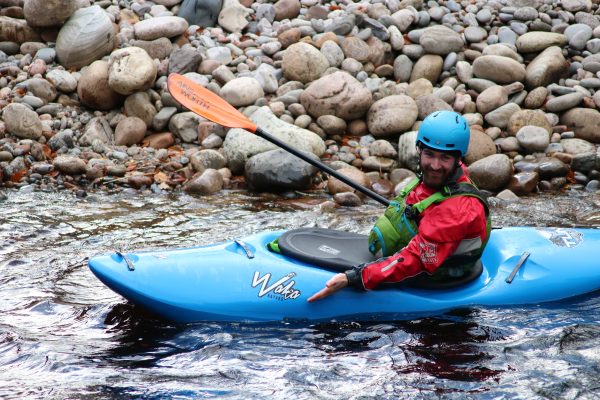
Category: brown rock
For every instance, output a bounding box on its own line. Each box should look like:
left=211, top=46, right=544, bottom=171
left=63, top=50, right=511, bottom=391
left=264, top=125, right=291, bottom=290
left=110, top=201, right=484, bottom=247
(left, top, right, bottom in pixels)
left=300, top=71, right=373, bottom=120
left=464, top=129, right=497, bottom=165
left=560, top=108, right=600, bottom=143
left=0, top=16, right=41, bottom=43
left=184, top=169, right=224, bottom=195
left=507, top=109, right=552, bottom=136
left=340, top=37, right=370, bottom=62
left=143, top=132, right=175, bottom=149
left=114, top=117, right=147, bottom=146
left=274, top=0, right=301, bottom=21
left=410, top=54, right=443, bottom=83
left=327, top=167, right=370, bottom=195
left=77, top=60, right=124, bottom=111
left=277, top=27, right=302, bottom=49
left=507, top=171, right=539, bottom=195
left=128, top=174, right=153, bottom=189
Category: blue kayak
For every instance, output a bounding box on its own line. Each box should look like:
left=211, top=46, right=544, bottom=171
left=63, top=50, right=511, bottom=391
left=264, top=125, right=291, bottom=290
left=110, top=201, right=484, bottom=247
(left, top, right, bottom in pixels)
left=88, top=227, right=600, bottom=323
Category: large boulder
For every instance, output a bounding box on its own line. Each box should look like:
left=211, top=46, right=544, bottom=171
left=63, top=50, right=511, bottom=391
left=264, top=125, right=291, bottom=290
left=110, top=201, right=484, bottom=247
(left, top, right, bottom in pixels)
left=24, top=0, right=77, bottom=27
left=2, top=103, right=42, bottom=140
left=468, top=154, right=513, bottom=191
left=55, top=6, right=115, bottom=70
left=367, top=95, right=418, bottom=137
left=77, top=61, right=123, bottom=110
left=282, top=42, right=329, bottom=83
left=525, top=46, right=569, bottom=89
left=223, top=106, right=326, bottom=174
left=472, top=55, right=526, bottom=84
left=464, top=129, right=496, bottom=165
left=560, top=108, right=600, bottom=143
left=300, top=71, right=372, bottom=120
left=108, top=47, right=157, bottom=95
left=419, top=25, right=464, bottom=55
left=245, top=149, right=318, bottom=191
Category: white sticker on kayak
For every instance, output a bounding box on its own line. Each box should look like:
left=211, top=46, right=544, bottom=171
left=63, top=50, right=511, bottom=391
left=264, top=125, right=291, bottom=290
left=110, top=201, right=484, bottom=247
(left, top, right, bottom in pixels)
left=537, top=228, right=583, bottom=248
left=251, top=271, right=301, bottom=300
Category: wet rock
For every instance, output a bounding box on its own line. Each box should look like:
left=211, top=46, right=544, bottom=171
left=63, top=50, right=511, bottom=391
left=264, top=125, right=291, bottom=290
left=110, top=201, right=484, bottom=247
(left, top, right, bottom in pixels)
left=362, top=156, right=397, bottom=171
left=367, top=95, right=418, bottom=137
left=55, top=6, right=115, bottom=70
left=77, top=60, right=123, bottom=111
left=114, top=117, right=147, bottom=146
left=495, top=189, right=520, bottom=201
left=300, top=71, right=372, bottom=120
left=282, top=42, right=329, bottom=84
left=245, top=149, right=317, bottom=191
left=108, top=47, right=157, bottom=96
left=333, top=192, right=363, bottom=207
left=468, top=154, right=513, bottom=191
left=53, top=155, right=86, bottom=175
left=127, top=174, right=153, bottom=189
left=537, top=157, right=569, bottom=179
left=220, top=77, right=264, bottom=107
left=24, top=0, right=77, bottom=28
left=134, top=16, right=189, bottom=40
left=2, top=103, right=42, bottom=140
left=184, top=168, right=224, bottom=195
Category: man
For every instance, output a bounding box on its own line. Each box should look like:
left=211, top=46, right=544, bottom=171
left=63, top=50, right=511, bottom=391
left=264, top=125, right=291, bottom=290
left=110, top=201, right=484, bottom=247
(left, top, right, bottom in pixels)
left=307, top=110, right=491, bottom=302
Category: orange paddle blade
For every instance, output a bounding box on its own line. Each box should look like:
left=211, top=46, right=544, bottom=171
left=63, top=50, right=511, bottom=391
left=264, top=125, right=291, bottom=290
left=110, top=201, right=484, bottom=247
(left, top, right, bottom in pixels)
left=167, top=73, right=257, bottom=133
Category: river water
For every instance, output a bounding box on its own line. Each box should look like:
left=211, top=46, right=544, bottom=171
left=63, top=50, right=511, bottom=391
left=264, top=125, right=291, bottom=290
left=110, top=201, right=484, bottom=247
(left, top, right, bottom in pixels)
left=1, top=189, right=600, bottom=399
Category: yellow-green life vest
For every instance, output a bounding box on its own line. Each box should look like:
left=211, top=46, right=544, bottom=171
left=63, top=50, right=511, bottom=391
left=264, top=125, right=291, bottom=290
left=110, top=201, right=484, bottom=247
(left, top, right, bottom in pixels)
left=368, top=177, right=491, bottom=262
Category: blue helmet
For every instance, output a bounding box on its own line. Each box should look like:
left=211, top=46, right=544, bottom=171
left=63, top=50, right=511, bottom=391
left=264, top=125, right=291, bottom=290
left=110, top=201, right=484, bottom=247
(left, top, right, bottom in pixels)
left=416, top=111, right=470, bottom=156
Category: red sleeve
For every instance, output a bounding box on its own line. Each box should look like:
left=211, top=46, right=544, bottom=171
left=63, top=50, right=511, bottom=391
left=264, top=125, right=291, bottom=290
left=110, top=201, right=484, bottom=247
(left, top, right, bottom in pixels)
left=360, top=196, right=487, bottom=290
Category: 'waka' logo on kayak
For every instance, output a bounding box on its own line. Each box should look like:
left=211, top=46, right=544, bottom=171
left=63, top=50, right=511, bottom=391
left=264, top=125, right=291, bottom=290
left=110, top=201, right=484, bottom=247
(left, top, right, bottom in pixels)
left=251, top=271, right=301, bottom=300
left=537, top=228, right=583, bottom=248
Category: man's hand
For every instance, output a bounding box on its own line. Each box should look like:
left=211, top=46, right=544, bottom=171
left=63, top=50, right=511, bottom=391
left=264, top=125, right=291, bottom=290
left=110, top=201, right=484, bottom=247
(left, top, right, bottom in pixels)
left=307, top=273, right=348, bottom=302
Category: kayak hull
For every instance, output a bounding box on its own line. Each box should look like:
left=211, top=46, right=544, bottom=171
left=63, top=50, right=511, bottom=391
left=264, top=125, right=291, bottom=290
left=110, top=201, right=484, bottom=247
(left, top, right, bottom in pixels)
left=88, top=227, right=600, bottom=322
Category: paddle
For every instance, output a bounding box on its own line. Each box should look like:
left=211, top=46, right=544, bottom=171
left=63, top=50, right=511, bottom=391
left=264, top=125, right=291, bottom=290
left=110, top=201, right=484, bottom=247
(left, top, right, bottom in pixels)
left=167, top=73, right=391, bottom=207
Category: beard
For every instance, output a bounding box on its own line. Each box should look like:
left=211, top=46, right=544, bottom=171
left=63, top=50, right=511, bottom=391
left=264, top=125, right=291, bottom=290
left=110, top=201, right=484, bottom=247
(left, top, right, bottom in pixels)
left=419, top=161, right=457, bottom=190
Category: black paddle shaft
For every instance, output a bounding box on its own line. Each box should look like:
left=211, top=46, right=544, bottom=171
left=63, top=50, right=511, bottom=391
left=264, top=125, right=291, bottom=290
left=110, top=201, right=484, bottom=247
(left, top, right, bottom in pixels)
left=256, top=127, right=391, bottom=207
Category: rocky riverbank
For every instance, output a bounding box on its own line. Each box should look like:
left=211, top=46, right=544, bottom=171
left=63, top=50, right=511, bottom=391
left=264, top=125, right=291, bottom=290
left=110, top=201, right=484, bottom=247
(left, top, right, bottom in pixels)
left=1, top=0, right=600, bottom=205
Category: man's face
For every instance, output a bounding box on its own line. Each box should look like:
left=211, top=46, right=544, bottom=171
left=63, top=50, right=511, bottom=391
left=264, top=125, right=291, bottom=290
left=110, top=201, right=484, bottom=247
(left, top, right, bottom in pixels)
left=419, top=147, right=458, bottom=190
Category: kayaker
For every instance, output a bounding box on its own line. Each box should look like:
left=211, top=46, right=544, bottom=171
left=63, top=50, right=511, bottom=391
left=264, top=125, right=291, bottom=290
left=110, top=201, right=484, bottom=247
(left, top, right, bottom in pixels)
left=308, top=110, right=491, bottom=302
